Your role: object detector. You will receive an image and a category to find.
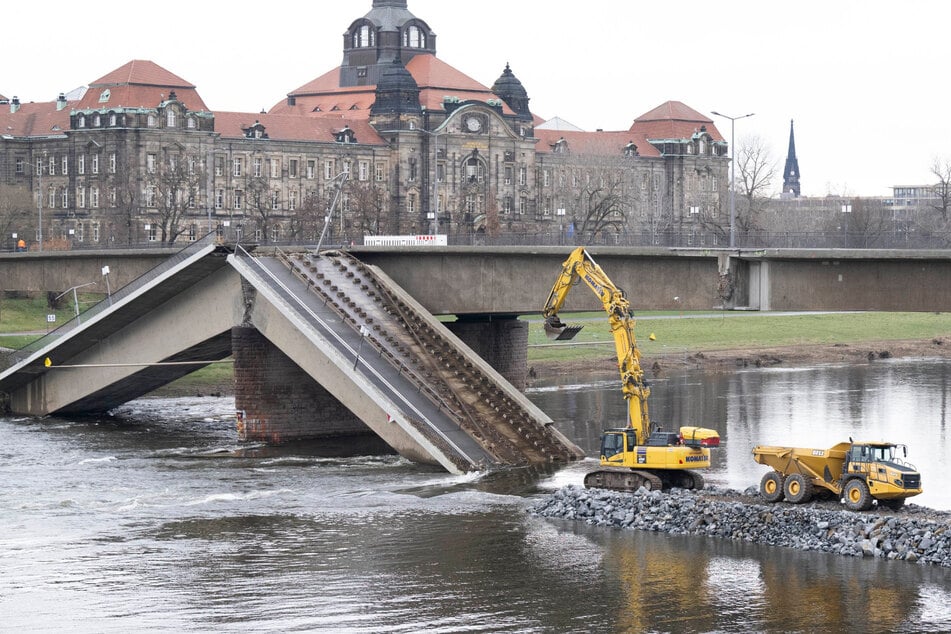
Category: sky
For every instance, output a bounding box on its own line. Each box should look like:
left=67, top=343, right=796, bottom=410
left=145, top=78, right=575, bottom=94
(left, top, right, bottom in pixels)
left=4, top=0, right=948, bottom=197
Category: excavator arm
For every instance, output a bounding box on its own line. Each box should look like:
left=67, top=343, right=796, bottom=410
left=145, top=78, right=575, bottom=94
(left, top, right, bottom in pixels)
left=542, top=247, right=652, bottom=444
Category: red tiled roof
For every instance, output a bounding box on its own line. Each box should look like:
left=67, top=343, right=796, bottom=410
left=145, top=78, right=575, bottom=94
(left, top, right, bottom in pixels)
left=0, top=100, right=73, bottom=138
left=535, top=101, right=724, bottom=157
left=535, top=129, right=659, bottom=157
left=269, top=54, right=513, bottom=116
left=214, top=111, right=385, bottom=145
left=631, top=100, right=724, bottom=142
left=75, top=60, right=209, bottom=112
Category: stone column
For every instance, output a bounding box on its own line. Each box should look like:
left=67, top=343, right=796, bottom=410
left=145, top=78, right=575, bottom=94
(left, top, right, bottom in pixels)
left=231, top=327, right=378, bottom=447
left=446, top=316, right=528, bottom=388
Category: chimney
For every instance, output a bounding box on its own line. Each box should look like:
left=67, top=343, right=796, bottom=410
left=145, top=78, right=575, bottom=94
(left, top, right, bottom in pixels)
left=10, top=96, right=20, bottom=113
left=56, top=93, right=67, bottom=111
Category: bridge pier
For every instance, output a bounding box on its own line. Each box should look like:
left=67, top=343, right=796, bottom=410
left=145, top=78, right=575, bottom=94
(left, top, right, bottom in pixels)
left=446, top=316, right=529, bottom=388
left=232, top=327, right=384, bottom=450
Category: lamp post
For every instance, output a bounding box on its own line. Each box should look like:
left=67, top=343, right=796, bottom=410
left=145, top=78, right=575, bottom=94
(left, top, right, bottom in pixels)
left=711, top=111, right=754, bottom=248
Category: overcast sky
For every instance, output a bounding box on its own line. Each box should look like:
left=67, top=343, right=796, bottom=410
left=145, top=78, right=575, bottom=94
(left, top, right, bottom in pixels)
left=5, top=1, right=947, bottom=197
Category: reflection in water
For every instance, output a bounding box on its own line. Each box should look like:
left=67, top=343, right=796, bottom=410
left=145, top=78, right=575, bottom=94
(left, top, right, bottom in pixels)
left=3, top=361, right=951, bottom=631
left=530, top=357, right=951, bottom=510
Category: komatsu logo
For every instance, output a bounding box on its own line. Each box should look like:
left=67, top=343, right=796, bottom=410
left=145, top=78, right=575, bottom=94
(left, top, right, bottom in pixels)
left=583, top=274, right=603, bottom=295
left=685, top=455, right=708, bottom=463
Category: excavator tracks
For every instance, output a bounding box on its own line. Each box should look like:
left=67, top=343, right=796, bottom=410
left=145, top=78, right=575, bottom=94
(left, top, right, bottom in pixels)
left=584, top=468, right=705, bottom=493
left=278, top=249, right=582, bottom=467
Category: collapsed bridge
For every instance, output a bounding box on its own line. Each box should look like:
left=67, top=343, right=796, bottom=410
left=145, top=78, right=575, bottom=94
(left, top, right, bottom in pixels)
left=0, top=236, right=583, bottom=473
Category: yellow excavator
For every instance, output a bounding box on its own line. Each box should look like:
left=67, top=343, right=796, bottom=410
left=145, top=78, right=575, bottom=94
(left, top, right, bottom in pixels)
left=543, top=247, right=720, bottom=491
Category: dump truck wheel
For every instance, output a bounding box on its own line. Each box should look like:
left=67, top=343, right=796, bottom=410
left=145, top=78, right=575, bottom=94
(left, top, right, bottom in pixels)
left=844, top=479, right=873, bottom=511
left=760, top=471, right=785, bottom=503
left=783, top=473, right=814, bottom=504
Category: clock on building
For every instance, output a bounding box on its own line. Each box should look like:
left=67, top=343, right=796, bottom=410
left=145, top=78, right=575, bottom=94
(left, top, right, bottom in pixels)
left=465, top=116, right=482, bottom=132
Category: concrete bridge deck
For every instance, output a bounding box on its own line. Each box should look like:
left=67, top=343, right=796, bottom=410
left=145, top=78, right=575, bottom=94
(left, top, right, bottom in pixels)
left=0, top=239, right=583, bottom=473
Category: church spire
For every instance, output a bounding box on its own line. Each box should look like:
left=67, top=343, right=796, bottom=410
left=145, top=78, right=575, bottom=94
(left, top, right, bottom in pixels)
left=782, top=119, right=801, bottom=198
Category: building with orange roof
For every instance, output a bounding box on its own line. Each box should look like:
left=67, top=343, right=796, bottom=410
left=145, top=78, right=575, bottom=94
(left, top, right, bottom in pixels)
left=0, top=0, right=729, bottom=249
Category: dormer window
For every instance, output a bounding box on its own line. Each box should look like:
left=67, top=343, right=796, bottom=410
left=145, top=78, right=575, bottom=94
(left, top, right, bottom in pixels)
left=404, top=25, right=425, bottom=48
left=167, top=109, right=176, bottom=128
left=623, top=142, right=638, bottom=157
left=552, top=138, right=569, bottom=154
left=334, top=126, right=357, bottom=144
left=98, top=89, right=111, bottom=103
left=353, top=24, right=375, bottom=48
left=78, top=115, right=86, bottom=128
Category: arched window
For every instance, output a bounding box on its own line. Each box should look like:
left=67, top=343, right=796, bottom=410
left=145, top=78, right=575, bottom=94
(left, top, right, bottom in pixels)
left=404, top=25, right=425, bottom=48
left=167, top=109, right=176, bottom=127
left=353, top=24, right=374, bottom=48
left=465, top=156, right=485, bottom=183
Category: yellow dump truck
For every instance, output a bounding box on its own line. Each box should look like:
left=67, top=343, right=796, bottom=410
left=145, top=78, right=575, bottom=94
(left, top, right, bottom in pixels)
left=752, top=440, right=922, bottom=511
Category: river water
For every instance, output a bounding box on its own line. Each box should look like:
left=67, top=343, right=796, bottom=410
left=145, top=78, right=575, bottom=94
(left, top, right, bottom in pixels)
left=2, top=358, right=951, bottom=632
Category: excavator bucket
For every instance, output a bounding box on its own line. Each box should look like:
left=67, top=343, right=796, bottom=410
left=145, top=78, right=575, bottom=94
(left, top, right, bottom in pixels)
left=544, top=319, right=584, bottom=341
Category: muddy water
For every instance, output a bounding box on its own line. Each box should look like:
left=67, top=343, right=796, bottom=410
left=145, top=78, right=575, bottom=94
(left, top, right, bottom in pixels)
left=2, top=358, right=950, bottom=632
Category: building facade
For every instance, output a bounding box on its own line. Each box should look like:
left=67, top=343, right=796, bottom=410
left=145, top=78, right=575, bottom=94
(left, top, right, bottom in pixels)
left=0, top=0, right=729, bottom=249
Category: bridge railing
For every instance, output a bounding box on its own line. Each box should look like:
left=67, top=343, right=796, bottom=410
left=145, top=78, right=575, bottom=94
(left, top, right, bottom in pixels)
left=3, top=232, right=221, bottom=369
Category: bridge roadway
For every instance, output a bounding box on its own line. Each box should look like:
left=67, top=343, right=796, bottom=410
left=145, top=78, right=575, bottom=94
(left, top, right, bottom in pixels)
left=0, top=237, right=583, bottom=473
left=4, top=246, right=951, bottom=313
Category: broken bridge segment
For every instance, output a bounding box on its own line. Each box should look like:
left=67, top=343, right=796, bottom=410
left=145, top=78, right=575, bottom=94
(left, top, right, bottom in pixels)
left=230, top=248, right=583, bottom=474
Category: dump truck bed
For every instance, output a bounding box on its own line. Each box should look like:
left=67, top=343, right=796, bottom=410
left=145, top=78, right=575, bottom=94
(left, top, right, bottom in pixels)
left=752, top=442, right=851, bottom=486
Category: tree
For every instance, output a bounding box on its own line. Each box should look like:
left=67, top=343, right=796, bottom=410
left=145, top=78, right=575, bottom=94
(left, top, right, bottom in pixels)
left=929, top=157, right=951, bottom=219
left=345, top=180, right=387, bottom=237
left=245, top=173, right=278, bottom=243
left=733, top=134, right=777, bottom=239
left=147, top=147, right=204, bottom=245
left=0, top=184, right=34, bottom=249
left=105, top=150, right=141, bottom=245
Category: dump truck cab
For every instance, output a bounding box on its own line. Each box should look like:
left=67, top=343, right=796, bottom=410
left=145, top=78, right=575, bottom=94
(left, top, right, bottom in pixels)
left=843, top=441, right=922, bottom=508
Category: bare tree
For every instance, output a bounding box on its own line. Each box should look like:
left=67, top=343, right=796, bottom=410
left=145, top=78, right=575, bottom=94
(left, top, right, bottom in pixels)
left=287, top=190, right=324, bottom=242
left=345, top=180, right=387, bottom=236
left=147, top=148, right=204, bottom=245
left=0, top=184, right=34, bottom=249
left=245, top=174, right=278, bottom=243
left=734, top=134, right=778, bottom=238
left=929, top=157, right=951, bottom=219
left=106, top=152, right=141, bottom=245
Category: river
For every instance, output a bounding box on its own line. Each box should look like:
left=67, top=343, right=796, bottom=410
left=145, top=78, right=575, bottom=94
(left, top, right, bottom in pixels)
left=2, top=358, right=950, bottom=632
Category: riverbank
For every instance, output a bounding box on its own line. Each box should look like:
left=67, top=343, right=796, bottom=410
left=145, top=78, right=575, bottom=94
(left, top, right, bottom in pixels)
left=530, top=485, right=951, bottom=567
left=529, top=337, right=951, bottom=382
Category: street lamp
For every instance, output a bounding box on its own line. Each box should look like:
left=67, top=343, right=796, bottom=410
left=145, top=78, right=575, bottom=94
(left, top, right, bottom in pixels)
left=711, top=111, right=754, bottom=248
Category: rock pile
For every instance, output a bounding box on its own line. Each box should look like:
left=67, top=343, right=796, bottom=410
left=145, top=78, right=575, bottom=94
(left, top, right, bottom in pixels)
left=529, top=485, right=951, bottom=567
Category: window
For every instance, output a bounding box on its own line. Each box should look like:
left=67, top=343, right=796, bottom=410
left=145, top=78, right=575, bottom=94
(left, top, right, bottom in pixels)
left=109, top=153, right=117, bottom=173
left=99, top=89, right=110, bottom=103
left=376, top=162, right=385, bottom=182
left=94, top=115, right=101, bottom=127
left=519, top=167, right=527, bottom=186
left=188, top=225, right=197, bottom=241
left=215, top=189, right=224, bottom=209
left=353, top=24, right=374, bottom=48
left=147, top=115, right=157, bottom=127
left=92, top=222, right=100, bottom=243
left=271, top=191, right=280, bottom=210
left=465, top=157, right=484, bottom=183
left=324, top=160, right=335, bottom=180
left=359, top=160, right=369, bottom=181
left=147, top=153, right=156, bottom=174
left=233, top=189, right=243, bottom=209
left=78, top=115, right=86, bottom=128
left=146, top=186, right=155, bottom=207
left=167, top=109, right=176, bottom=127
left=187, top=118, right=196, bottom=129
left=253, top=157, right=263, bottom=177
left=233, top=158, right=242, bottom=177
left=61, top=188, right=68, bottom=208
left=215, top=156, right=224, bottom=176
left=288, top=190, right=297, bottom=211
left=90, top=186, right=99, bottom=208
left=147, top=225, right=157, bottom=242
left=77, top=187, right=86, bottom=208
left=307, top=160, right=316, bottom=179
left=289, top=159, right=298, bottom=178
left=49, top=156, right=56, bottom=175
left=542, top=169, right=550, bottom=187
left=504, top=166, right=513, bottom=185
left=15, top=158, right=24, bottom=174
left=519, top=196, right=527, bottom=215
left=408, top=159, right=417, bottom=181
left=48, top=187, right=55, bottom=208
left=75, top=223, right=84, bottom=242
left=91, top=154, right=99, bottom=174
left=407, top=192, right=417, bottom=214
left=109, top=187, right=116, bottom=207
left=404, top=25, right=425, bottom=48
left=109, top=113, right=117, bottom=126
left=78, top=155, right=85, bottom=175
